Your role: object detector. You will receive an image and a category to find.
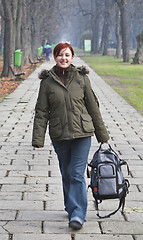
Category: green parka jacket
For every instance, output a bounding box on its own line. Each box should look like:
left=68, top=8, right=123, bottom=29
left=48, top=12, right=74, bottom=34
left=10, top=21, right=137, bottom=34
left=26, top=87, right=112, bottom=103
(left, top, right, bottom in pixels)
left=32, top=64, right=109, bottom=147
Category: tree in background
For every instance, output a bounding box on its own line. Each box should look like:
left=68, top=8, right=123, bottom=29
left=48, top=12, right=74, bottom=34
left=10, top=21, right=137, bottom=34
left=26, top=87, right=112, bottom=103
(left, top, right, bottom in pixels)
left=115, top=0, right=129, bottom=62
left=133, top=32, right=143, bottom=64
left=91, top=0, right=102, bottom=54
left=99, top=0, right=115, bottom=56
left=115, top=5, right=122, bottom=58
left=1, top=0, right=18, bottom=77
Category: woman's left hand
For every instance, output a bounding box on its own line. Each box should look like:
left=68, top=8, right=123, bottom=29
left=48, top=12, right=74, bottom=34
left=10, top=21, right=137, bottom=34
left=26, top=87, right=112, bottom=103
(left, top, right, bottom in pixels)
left=101, top=141, right=108, bottom=144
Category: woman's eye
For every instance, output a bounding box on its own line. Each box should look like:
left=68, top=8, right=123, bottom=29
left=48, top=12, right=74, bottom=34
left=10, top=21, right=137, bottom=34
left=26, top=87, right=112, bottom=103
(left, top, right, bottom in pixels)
left=58, top=53, right=70, bottom=57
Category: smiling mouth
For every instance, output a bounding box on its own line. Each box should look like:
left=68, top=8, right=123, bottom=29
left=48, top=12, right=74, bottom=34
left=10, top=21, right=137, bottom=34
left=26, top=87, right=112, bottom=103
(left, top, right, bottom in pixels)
left=60, top=61, right=67, bottom=64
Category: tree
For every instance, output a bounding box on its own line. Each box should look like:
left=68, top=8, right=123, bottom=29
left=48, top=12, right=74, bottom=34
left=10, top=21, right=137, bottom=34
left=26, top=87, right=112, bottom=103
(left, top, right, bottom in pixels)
left=115, top=0, right=129, bottom=62
left=21, top=0, right=32, bottom=66
left=99, top=0, right=115, bottom=55
left=15, top=0, right=23, bottom=50
left=1, top=0, right=18, bottom=77
left=133, top=32, right=143, bottom=64
left=115, top=6, right=122, bottom=58
left=90, top=0, right=101, bottom=53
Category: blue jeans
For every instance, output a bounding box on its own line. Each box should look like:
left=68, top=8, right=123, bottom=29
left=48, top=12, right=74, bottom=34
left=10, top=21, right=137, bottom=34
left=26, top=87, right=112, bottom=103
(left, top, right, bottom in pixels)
left=52, top=137, right=91, bottom=224
left=46, top=53, right=50, bottom=61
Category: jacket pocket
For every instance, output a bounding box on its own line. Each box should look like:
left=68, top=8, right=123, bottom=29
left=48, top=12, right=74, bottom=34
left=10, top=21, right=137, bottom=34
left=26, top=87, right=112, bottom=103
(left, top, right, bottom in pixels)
left=49, top=118, right=62, bottom=138
left=81, top=114, right=94, bottom=132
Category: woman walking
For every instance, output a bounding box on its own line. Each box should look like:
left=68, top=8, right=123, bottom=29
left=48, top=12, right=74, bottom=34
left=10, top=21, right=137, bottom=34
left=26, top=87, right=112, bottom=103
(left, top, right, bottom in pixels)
left=32, top=42, right=109, bottom=230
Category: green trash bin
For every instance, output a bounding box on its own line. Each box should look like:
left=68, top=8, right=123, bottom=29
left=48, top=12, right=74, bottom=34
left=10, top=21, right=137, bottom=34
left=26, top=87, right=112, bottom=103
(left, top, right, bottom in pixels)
left=37, top=47, right=41, bottom=57
left=14, top=49, right=22, bottom=66
left=40, top=46, right=43, bottom=54
left=51, top=44, right=56, bottom=50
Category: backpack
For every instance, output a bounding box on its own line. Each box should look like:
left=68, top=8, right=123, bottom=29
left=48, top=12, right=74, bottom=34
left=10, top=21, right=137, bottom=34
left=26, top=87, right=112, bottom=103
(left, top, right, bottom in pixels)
left=88, top=144, right=130, bottom=218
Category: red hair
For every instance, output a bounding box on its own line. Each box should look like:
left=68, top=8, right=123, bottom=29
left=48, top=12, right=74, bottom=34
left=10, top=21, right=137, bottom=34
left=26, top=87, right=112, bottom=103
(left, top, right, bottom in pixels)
left=53, top=43, right=74, bottom=57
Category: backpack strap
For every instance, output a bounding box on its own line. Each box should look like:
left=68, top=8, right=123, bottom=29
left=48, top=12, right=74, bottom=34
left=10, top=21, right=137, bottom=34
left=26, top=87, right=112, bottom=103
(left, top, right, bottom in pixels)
left=95, top=178, right=130, bottom=218
left=87, top=166, right=90, bottom=178
left=119, top=160, right=130, bottom=175
left=96, top=194, right=126, bottom=219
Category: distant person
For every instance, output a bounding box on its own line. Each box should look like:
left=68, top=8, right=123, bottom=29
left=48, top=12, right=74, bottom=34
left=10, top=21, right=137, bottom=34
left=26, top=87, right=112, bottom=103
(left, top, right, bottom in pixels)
left=43, top=43, right=52, bottom=61
left=32, top=42, right=109, bottom=230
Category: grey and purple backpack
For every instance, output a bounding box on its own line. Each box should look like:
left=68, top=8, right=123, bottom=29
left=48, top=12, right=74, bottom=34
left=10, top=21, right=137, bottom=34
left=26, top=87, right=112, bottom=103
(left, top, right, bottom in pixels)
left=88, top=144, right=130, bottom=218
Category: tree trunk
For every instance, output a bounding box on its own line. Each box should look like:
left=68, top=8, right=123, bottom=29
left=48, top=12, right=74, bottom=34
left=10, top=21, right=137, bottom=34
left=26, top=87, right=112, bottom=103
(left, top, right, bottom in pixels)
left=133, top=32, right=143, bottom=64
left=91, top=0, right=101, bottom=53
left=116, top=0, right=129, bottom=62
left=15, top=0, right=23, bottom=50
left=1, top=0, right=16, bottom=77
left=30, top=1, right=42, bottom=59
left=99, top=22, right=106, bottom=54
left=120, top=2, right=129, bottom=62
left=115, top=6, right=121, bottom=57
left=21, top=0, right=31, bottom=66
left=100, top=0, right=114, bottom=55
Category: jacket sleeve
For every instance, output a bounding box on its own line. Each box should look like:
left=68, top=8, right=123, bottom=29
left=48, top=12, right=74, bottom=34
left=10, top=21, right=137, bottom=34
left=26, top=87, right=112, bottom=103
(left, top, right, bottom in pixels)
left=84, top=75, right=109, bottom=143
left=32, top=80, right=49, bottom=147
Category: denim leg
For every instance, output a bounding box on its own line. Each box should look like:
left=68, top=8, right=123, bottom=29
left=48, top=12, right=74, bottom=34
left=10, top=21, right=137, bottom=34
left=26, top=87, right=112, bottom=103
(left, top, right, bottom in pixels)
left=52, top=140, right=71, bottom=210
left=46, top=53, right=50, bottom=61
left=52, top=137, right=91, bottom=223
left=68, top=137, right=91, bottom=222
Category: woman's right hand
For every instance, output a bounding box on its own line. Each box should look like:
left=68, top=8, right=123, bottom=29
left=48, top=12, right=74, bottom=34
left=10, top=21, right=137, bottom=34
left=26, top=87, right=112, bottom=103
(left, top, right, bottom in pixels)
left=101, top=141, right=108, bottom=144
left=33, top=145, right=43, bottom=148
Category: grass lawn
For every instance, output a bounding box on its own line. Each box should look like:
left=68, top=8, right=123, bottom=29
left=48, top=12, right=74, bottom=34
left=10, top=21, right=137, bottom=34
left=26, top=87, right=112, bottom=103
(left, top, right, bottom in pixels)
left=81, top=55, right=143, bottom=115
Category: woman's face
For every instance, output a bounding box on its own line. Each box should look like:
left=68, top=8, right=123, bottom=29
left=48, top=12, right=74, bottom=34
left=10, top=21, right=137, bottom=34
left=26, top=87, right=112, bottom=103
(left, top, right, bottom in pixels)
left=54, top=47, right=74, bottom=68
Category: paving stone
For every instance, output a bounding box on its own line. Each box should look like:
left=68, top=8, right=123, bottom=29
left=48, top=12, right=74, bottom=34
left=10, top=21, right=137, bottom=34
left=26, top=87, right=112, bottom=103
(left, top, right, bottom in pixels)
left=125, top=211, right=143, bottom=222
left=44, top=221, right=100, bottom=234
left=12, top=159, right=49, bottom=165
left=8, top=171, right=50, bottom=177
left=0, top=165, right=29, bottom=171
left=0, top=200, right=43, bottom=210
left=87, top=210, right=124, bottom=221
left=17, top=210, right=67, bottom=221
left=76, top=235, right=133, bottom=240
left=45, top=200, right=65, bottom=211
left=138, top=185, right=143, bottom=192
left=23, top=191, right=63, bottom=201
left=26, top=176, right=62, bottom=185
left=0, top=192, right=22, bottom=200
left=0, top=222, right=8, bottom=233
left=128, top=178, right=143, bottom=185
left=13, top=234, right=72, bottom=240
left=98, top=199, right=143, bottom=212
left=0, top=220, right=41, bottom=234
left=135, top=236, right=143, bottom=240
left=13, top=234, right=133, bottom=240
left=125, top=192, right=143, bottom=201
left=0, top=210, right=16, bottom=220
left=0, top=171, right=7, bottom=177
left=0, top=177, right=24, bottom=184
left=1, top=184, right=46, bottom=192
left=131, top=171, right=143, bottom=178
left=0, top=234, right=9, bottom=240
left=101, top=221, right=143, bottom=234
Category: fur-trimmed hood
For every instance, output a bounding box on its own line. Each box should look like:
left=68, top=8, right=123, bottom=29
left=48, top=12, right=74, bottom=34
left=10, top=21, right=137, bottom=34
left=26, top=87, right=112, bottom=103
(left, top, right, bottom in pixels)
left=77, top=65, right=89, bottom=75
left=38, top=65, right=89, bottom=80
left=38, top=69, right=50, bottom=80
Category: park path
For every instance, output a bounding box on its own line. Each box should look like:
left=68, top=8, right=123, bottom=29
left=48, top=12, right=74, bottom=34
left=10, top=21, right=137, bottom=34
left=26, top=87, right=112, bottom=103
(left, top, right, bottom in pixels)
left=0, top=57, right=143, bottom=240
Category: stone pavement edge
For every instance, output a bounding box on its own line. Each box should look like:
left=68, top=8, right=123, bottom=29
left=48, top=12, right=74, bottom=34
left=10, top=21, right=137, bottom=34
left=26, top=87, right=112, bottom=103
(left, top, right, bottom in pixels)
left=0, top=56, right=143, bottom=240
